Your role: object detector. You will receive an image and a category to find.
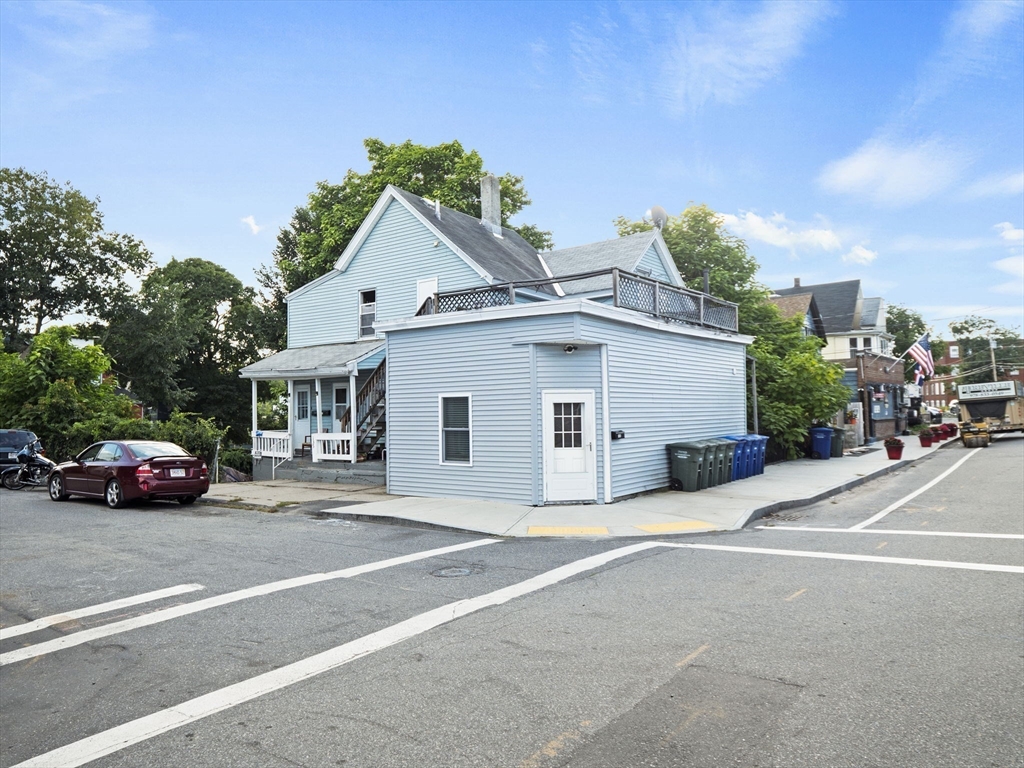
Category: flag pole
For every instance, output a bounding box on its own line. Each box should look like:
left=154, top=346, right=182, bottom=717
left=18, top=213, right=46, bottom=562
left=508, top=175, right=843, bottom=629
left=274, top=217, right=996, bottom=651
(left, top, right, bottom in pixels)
left=884, top=331, right=928, bottom=373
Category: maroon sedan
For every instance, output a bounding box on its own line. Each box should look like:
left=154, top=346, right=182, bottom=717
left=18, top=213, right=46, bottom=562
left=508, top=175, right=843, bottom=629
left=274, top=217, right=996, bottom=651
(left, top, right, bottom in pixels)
left=48, top=441, right=210, bottom=508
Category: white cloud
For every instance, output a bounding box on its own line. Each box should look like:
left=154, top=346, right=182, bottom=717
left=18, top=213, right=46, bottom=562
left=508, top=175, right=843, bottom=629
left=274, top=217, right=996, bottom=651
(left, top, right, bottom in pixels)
left=661, top=1, right=835, bottom=114
left=991, top=255, right=1024, bottom=294
left=842, top=245, right=878, bottom=266
left=720, top=211, right=841, bottom=252
left=818, top=138, right=968, bottom=206
left=913, top=0, right=1023, bottom=108
left=994, top=222, right=1024, bottom=244
left=965, top=171, right=1024, bottom=199
left=20, top=1, right=153, bottom=62
left=241, top=216, right=263, bottom=235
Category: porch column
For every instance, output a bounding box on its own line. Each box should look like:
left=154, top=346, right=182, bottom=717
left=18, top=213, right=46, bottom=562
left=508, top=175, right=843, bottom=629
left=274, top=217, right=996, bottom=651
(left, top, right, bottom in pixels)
left=314, top=378, right=323, bottom=463
left=251, top=379, right=258, bottom=439
left=287, top=380, right=294, bottom=454
left=349, top=371, right=358, bottom=464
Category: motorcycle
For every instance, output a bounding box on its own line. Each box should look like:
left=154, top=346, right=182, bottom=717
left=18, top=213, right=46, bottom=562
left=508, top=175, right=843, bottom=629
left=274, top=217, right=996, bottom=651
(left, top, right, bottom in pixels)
left=1, top=441, right=56, bottom=490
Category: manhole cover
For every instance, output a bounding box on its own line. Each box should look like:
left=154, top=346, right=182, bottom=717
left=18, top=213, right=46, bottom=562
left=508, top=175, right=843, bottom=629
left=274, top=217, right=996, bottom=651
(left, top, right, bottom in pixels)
left=431, top=567, right=472, bottom=578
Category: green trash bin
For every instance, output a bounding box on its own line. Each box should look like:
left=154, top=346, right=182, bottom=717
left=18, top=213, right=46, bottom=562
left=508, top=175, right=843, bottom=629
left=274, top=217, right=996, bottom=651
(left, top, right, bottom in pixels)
left=693, top=440, right=715, bottom=489
left=711, top=439, right=732, bottom=486
left=666, top=442, right=706, bottom=492
left=701, top=439, right=723, bottom=488
left=719, top=439, right=737, bottom=483
left=830, top=427, right=844, bottom=458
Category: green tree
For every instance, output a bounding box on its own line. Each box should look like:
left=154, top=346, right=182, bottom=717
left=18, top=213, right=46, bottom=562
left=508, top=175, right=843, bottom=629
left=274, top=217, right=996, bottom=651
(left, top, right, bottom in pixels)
left=97, top=258, right=264, bottom=442
left=256, top=138, right=554, bottom=335
left=0, top=326, right=133, bottom=460
left=0, top=168, right=151, bottom=349
left=615, top=204, right=850, bottom=459
left=948, top=316, right=1022, bottom=385
left=884, top=304, right=948, bottom=381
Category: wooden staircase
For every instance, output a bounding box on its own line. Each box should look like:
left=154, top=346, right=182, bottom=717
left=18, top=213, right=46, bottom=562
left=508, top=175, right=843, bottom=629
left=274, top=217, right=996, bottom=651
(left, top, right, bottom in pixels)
left=338, top=358, right=386, bottom=459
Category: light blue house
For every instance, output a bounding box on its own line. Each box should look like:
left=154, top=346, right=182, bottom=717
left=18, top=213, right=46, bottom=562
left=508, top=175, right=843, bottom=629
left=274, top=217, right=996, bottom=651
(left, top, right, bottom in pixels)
left=241, top=177, right=752, bottom=504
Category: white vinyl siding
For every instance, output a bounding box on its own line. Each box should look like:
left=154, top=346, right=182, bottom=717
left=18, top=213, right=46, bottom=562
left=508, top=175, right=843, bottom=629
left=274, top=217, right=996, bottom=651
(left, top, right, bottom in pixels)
left=578, top=315, right=746, bottom=497
left=634, top=243, right=671, bottom=283
left=287, top=200, right=486, bottom=348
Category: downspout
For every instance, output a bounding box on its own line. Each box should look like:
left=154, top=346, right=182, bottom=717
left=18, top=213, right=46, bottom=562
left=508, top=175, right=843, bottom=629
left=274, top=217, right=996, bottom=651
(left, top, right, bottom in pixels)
left=749, top=354, right=759, bottom=435
left=600, top=344, right=612, bottom=503
left=349, top=368, right=358, bottom=464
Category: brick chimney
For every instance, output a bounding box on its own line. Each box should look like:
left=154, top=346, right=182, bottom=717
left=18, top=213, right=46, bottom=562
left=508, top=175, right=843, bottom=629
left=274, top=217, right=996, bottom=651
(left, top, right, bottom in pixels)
left=480, top=174, right=501, bottom=236
left=794, top=278, right=801, bottom=288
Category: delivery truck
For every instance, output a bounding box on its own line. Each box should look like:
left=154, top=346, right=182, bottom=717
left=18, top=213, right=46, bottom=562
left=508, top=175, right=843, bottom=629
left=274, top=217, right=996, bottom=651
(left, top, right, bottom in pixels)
left=957, top=381, right=1024, bottom=448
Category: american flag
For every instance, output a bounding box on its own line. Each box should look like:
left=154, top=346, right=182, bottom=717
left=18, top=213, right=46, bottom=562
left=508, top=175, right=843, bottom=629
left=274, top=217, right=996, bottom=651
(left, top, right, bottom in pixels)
left=907, top=333, right=935, bottom=377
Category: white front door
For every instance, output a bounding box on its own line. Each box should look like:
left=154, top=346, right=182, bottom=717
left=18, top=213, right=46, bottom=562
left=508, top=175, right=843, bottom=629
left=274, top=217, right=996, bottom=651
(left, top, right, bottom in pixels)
left=542, top=390, right=597, bottom=502
left=332, top=384, right=349, bottom=433
left=293, top=385, right=310, bottom=450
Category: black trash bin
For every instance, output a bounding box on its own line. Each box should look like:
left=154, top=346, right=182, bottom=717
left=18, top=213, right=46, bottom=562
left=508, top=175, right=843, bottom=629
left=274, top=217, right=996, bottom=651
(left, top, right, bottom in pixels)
left=830, top=427, right=844, bottom=458
left=666, top=442, right=706, bottom=492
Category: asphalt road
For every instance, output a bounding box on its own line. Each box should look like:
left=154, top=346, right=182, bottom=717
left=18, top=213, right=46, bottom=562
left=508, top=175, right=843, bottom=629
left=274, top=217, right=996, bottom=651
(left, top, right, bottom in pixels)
left=1, top=437, right=1021, bottom=768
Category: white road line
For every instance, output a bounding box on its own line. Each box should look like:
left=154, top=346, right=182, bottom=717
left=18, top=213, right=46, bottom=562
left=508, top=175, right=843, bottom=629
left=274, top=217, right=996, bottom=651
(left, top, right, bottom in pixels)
left=0, top=539, right=499, bottom=667
left=849, top=448, right=981, bottom=530
left=13, top=542, right=661, bottom=768
left=661, top=542, right=1024, bottom=573
left=0, top=584, right=206, bottom=641
left=756, top=526, right=1024, bottom=540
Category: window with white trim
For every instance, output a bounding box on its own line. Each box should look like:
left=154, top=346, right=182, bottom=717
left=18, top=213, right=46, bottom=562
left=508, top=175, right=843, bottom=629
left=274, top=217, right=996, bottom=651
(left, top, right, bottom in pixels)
left=949, top=345, right=959, bottom=359
left=359, top=290, right=376, bottom=338
left=440, top=395, right=471, bottom=464
left=849, top=338, right=858, bottom=354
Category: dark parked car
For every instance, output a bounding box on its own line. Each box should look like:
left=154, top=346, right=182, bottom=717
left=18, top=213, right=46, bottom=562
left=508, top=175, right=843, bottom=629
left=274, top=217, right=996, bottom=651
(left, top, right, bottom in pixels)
left=48, top=440, right=210, bottom=508
left=1, top=430, right=40, bottom=470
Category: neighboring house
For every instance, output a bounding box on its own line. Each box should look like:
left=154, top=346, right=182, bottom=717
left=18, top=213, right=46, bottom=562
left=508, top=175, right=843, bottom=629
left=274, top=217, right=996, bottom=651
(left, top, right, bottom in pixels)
left=241, top=177, right=751, bottom=505
left=772, top=278, right=904, bottom=441
left=767, top=292, right=826, bottom=340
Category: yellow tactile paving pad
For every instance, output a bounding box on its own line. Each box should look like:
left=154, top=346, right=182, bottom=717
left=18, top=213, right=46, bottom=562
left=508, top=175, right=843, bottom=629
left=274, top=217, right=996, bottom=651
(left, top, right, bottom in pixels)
left=634, top=520, right=718, bottom=533
left=527, top=526, right=610, bottom=536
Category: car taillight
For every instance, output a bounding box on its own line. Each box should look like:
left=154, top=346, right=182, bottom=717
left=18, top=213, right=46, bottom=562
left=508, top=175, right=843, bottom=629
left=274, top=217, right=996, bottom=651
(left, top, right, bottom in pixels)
left=136, top=463, right=154, bottom=478
left=200, top=463, right=208, bottom=477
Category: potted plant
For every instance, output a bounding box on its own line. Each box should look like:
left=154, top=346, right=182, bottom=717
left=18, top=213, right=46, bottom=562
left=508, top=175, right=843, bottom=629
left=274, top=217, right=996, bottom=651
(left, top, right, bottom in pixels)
left=884, top=436, right=904, bottom=460
left=918, top=430, right=933, bottom=447
left=930, top=426, right=945, bottom=442
left=845, top=410, right=857, bottom=424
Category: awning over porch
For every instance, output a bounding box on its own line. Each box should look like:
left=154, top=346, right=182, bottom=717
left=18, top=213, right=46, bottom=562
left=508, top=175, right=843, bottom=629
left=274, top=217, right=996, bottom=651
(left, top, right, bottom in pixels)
left=239, top=340, right=384, bottom=380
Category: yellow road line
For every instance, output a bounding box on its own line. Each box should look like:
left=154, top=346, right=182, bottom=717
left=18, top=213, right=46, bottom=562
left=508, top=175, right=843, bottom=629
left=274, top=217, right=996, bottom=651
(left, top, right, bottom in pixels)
left=876, top=541, right=888, bottom=550
left=785, top=588, right=807, bottom=602
left=675, top=643, right=711, bottom=667
left=635, top=520, right=718, bottom=533
left=527, top=526, right=609, bottom=536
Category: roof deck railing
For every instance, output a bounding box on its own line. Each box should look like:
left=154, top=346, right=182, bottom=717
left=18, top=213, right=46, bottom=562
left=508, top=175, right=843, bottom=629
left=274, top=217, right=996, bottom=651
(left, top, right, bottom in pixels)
left=416, top=268, right=739, bottom=333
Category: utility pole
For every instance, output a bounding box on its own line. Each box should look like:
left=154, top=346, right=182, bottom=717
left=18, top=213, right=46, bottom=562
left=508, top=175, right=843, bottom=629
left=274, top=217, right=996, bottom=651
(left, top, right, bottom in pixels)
left=990, top=339, right=998, bottom=382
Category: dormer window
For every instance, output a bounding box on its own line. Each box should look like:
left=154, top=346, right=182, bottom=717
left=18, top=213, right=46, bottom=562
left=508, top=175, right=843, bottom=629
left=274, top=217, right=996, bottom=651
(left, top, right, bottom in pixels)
left=359, top=290, right=376, bottom=338
left=850, top=338, right=858, bottom=354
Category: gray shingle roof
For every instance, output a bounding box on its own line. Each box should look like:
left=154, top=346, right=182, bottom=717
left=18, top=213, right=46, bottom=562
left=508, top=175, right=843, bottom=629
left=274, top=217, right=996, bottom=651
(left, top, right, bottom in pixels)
left=773, top=279, right=861, bottom=334
left=861, top=297, right=882, bottom=329
left=541, top=231, right=658, bottom=294
left=239, top=340, right=384, bottom=379
left=390, top=187, right=551, bottom=286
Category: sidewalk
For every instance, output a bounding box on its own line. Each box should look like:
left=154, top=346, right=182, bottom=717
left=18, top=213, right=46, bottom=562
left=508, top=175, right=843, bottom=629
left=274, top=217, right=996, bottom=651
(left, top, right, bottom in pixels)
left=204, top=438, right=958, bottom=537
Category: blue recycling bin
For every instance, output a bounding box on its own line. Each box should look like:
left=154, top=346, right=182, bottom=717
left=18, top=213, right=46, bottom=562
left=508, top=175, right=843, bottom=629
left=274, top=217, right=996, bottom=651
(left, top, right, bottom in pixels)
left=752, top=435, right=768, bottom=474
left=725, top=435, right=751, bottom=479
left=809, top=427, right=833, bottom=460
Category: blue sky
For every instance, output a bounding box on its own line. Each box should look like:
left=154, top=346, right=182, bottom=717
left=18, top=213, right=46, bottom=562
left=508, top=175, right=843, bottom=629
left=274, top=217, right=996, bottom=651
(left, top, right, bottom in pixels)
left=2, top=0, right=1022, bottom=338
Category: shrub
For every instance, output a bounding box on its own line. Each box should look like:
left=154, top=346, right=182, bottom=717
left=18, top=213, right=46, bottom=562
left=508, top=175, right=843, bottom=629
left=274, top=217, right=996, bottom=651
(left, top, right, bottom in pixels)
left=218, top=448, right=252, bottom=475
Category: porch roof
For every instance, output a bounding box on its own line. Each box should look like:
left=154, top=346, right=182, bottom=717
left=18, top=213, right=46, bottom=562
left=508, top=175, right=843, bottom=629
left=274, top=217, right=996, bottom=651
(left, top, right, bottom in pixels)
left=239, top=340, right=384, bottom=380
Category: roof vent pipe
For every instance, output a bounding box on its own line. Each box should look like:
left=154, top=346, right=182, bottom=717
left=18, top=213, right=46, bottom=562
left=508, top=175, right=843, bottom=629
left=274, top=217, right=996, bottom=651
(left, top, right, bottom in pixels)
left=480, top=174, right=502, bottom=236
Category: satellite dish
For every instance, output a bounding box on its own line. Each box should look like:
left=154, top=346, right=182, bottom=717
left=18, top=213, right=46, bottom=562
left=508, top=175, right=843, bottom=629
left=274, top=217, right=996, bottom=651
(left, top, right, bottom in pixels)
left=650, top=205, right=668, bottom=230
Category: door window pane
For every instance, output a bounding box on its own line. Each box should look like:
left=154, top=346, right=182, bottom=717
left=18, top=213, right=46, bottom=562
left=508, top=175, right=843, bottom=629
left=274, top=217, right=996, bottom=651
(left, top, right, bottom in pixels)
left=553, top=402, right=583, bottom=448
left=296, top=390, right=309, bottom=420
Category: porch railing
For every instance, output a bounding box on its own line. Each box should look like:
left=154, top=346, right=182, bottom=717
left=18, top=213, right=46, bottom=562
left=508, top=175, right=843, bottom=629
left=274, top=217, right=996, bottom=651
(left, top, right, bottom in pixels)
left=311, top=432, right=354, bottom=462
left=252, top=430, right=291, bottom=459
left=417, top=268, right=739, bottom=333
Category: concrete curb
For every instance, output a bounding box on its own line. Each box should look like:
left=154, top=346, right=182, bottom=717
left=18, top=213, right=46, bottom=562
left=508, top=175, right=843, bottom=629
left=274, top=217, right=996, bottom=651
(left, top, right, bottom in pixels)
left=733, top=439, right=959, bottom=531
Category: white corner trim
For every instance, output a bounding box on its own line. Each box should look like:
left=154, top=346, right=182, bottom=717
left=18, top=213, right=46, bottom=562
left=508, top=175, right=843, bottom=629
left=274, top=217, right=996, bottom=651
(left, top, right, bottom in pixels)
left=600, top=344, right=612, bottom=504
left=536, top=252, right=566, bottom=297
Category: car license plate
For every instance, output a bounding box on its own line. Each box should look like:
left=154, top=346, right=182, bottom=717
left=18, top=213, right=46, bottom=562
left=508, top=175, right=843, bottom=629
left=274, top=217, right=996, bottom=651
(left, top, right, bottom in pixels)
left=169, top=468, right=187, bottom=478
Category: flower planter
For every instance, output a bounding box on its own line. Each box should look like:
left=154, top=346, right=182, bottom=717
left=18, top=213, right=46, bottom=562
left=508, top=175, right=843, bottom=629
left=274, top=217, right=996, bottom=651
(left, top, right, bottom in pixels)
left=930, top=429, right=945, bottom=442
left=885, top=445, right=904, bottom=460
left=946, top=424, right=958, bottom=437
left=918, top=433, right=933, bottom=447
